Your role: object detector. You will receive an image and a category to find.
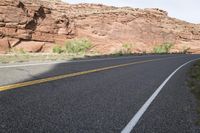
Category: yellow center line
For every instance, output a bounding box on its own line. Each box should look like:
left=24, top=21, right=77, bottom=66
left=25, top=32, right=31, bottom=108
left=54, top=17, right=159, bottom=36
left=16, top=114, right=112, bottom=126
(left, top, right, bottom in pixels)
left=0, top=58, right=168, bottom=92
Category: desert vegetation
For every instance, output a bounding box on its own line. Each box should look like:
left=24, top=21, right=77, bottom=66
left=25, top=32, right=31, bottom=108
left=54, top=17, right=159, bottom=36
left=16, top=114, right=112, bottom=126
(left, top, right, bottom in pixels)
left=0, top=53, right=77, bottom=63
left=65, top=38, right=92, bottom=54
left=121, top=43, right=133, bottom=54
left=153, top=43, right=173, bottom=54
left=52, top=38, right=92, bottom=55
left=114, top=43, right=134, bottom=56
left=0, top=38, right=92, bottom=63
left=0, top=39, right=191, bottom=63
left=188, top=60, right=200, bottom=124
left=11, top=48, right=27, bottom=54
left=52, top=45, right=64, bottom=54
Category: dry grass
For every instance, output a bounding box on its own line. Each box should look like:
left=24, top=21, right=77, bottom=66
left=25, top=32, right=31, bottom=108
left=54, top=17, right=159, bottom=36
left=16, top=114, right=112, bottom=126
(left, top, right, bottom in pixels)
left=0, top=50, right=102, bottom=63
left=188, top=60, right=200, bottom=124
left=0, top=53, right=79, bottom=64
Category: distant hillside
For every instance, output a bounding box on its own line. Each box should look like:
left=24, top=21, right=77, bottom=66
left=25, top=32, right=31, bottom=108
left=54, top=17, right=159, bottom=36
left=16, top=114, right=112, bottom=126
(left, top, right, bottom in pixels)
left=0, top=0, right=200, bottom=54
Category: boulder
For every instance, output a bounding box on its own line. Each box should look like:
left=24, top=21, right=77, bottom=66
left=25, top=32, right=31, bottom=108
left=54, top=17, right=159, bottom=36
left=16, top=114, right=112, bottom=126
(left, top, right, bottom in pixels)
left=9, top=38, right=20, bottom=47
left=41, top=43, right=55, bottom=53
left=0, top=38, right=10, bottom=54
left=0, top=0, right=75, bottom=44
left=15, top=41, right=45, bottom=52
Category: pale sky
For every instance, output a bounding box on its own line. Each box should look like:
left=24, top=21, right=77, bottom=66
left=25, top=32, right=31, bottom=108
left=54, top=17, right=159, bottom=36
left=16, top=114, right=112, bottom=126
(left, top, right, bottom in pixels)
left=63, top=0, right=200, bottom=24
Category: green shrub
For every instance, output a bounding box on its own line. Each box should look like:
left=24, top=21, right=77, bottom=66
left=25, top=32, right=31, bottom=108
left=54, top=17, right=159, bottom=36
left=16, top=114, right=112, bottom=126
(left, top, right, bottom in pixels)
left=52, top=45, right=63, bottom=54
left=188, top=61, right=200, bottom=124
left=65, top=38, right=92, bottom=54
left=122, top=43, right=133, bottom=54
left=153, top=43, right=173, bottom=54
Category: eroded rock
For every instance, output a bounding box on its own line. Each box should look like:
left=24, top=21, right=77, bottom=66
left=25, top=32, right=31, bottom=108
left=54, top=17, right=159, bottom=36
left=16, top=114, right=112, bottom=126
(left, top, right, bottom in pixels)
left=0, top=38, right=10, bottom=54
left=9, top=38, right=21, bottom=47
left=0, top=0, right=75, bottom=51
left=15, top=41, right=45, bottom=52
left=0, top=0, right=199, bottom=54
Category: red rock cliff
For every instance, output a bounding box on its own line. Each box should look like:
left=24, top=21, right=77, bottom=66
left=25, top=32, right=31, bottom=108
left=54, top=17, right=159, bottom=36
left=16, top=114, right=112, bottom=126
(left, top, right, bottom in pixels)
left=0, top=0, right=200, bottom=54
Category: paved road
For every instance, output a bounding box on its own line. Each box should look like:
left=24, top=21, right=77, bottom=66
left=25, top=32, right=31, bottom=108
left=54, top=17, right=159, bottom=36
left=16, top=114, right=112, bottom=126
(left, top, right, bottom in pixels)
left=0, top=54, right=200, bottom=133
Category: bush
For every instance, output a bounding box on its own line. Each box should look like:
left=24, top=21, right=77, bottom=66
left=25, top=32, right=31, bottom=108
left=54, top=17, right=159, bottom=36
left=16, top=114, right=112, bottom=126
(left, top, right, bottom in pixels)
left=188, top=61, right=200, bottom=124
left=122, top=43, right=133, bottom=54
left=52, top=45, right=64, bottom=54
left=153, top=43, right=173, bottom=54
left=65, top=38, right=92, bottom=54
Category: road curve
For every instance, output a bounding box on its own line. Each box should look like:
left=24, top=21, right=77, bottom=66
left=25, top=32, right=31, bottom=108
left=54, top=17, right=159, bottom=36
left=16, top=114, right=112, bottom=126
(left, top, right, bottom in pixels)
left=0, top=54, right=200, bottom=133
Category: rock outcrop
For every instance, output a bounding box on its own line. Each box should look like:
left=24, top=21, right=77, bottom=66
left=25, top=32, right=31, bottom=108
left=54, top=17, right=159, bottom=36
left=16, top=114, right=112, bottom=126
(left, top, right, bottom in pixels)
left=0, top=0, right=75, bottom=53
left=0, top=38, right=10, bottom=54
left=0, top=0, right=200, bottom=54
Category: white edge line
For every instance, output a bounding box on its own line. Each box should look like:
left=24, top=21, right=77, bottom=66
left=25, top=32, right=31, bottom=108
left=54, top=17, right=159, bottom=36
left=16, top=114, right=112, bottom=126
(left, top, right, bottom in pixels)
left=121, top=58, right=200, bottom=133
left=0, top=55, right=162, bottom=69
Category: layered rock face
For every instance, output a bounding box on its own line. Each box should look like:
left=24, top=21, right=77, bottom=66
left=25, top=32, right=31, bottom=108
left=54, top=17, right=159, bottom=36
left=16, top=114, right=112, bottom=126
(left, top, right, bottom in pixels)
left=0, top=0, right=200, bottom=54
left=0, top=0, right=75, bottom=53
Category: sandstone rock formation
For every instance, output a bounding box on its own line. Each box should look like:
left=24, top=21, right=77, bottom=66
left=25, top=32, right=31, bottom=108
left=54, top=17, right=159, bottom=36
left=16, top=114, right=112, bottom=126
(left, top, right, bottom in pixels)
left=0, top=0, right=200, bottom=54
left=0, top=38, right=10, bottom=54
left=0, top=0, right=75, bottom=53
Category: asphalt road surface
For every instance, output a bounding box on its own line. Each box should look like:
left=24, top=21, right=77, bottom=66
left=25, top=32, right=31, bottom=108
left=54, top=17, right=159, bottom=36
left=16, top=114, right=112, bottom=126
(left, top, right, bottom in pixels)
left=0, top=54, right=200, bottom=133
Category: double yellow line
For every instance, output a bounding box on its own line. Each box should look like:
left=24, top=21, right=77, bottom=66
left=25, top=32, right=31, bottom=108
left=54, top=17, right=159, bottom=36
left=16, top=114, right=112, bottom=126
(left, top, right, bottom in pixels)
left=0, top=58, right=165, bottom=92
